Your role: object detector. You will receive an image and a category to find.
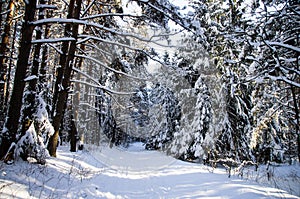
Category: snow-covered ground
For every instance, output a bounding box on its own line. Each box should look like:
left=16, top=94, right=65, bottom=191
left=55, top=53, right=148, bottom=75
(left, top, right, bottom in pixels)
left=0, top=142, right=299, bottom=199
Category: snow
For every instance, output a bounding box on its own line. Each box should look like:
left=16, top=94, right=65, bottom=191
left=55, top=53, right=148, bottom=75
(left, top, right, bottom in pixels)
left=267, top=75, right=300, bottom=88
left=32, top=37, right=76, bottom=44
left=266, top=41, right=300, bottom=53
left=0, top=142, right=299, bottom=199
left=24, top=75, right=38, bottom=82
left=36, top=4, right=57, bottom=9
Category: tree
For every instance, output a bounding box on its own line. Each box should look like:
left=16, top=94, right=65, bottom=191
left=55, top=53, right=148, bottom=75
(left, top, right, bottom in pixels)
left=168, top=77, right=212, bottom=161
left=189, top=0, right=299, bottom=163
left=47, top=0, right=83, bottom=157
left=245, top=0, right=300, bottom=162
left=0, top=0, right=37, bottom=160
left=250, top=81, right=291, bottom=163
left=0, top=0, right=16, bottom=130
left=190, top=78, right=212, bottom=159
left=18, top=0, right=58, bottom=161
left=215, top=72, right=253, bottom=162
left=144, top=83, right=181, bottom=150
left=186, top=0, right=256, bottom=162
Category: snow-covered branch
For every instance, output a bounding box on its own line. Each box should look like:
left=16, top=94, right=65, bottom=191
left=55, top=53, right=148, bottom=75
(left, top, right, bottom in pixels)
left=266, top=75, right=300, bottom=88
left=29, top=18, right=163, bottom=44
left=31, top=37, right=76, bottom=44
left=76, top=35, right=173, bottom=69
left=134, top=0, right=203, bottom=36
left=36, top=4, right=57, bottom=9
left=71, top=79, right=134, bottom=95
left=75, top=54, right=149, bottom=81
left=77, top=33, right=176, bottom=48
left=266, top=41, right=300, bottom=53
left=80, top=13, right=142, bottom=20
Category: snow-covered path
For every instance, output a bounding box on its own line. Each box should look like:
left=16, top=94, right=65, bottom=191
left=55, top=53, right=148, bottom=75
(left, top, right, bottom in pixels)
left=0, top=143, right=299, bottom=198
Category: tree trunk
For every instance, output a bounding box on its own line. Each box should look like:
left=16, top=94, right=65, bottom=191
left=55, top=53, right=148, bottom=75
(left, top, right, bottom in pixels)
left=0, top=0, right=37, bottom=159
left=291, top=86, right=300, bottom=162
left=48, top=0, right=82, bottom=157
left=0, top=0, right=15, bottom=129
left=39, top=0, right=54, bottom=114
left=2, top=21, right=18, bottom=131
left=0, top=2, right=3, bottom=30
left=22, top=0, right=47, bottom=123
left=48, top=0, right=76, bottom=157
left=69, top=115, right=78, bottom=152
left=72, top=42, right=85, bottom=150
left=290, top=33, right=300, bottom=162
left=39, top=22, right=51, bottom=93
left=51, top=0, right=75, bottom=119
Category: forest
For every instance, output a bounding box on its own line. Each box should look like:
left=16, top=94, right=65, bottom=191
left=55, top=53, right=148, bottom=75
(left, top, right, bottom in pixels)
left=0, top=0, right=299, bottom=167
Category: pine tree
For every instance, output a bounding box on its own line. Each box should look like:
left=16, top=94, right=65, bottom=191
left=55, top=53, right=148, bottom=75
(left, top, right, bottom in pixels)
left=190, top=78, right=212, bottom=159
left=145, top=84, right=181, bottom=150
left=248, top=0, right=300, bottom=162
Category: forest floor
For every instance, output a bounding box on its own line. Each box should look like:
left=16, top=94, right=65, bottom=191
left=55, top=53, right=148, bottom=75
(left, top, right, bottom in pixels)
left=0, top=142, right=299, bottom=198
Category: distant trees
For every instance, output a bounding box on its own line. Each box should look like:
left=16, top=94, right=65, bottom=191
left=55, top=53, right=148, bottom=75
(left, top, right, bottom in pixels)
left=168, top=77, right=212, bottom=161
left=144, top=83, right=181, bottom=150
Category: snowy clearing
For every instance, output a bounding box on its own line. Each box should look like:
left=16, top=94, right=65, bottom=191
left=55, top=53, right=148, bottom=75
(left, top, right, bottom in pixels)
left=0, top=142, right=299, bottom=199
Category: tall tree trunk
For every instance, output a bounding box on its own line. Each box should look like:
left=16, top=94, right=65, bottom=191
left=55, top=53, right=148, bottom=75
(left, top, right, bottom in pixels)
left=39, top=26, right=50, bottom=92
left=48, top=0, right=82, bottom=157
left=78, top=0, right=92, bottom=145
left=0, top=0, right=15, bottom=130
left=51, top=0, right=75, bottom=119
left=4, top=21, right=18, bottom=117
left=48, top=0, right=76, bottom=155
left=0, top=0, right=37, bottom=159
left=39, top=0, right=54, bottom=111
left=69, top=115, right=78, bottom=152
left=70, top=41, right=86, bottom=151
left=296, top=32, right=300, bottom=162
left=0, top=2, right=3, bottom=31
left=38, top=24, right=51, bottom=109
left=291, top=85, right=300, bottom=162
left=22, top=0, right=47, bottom=123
